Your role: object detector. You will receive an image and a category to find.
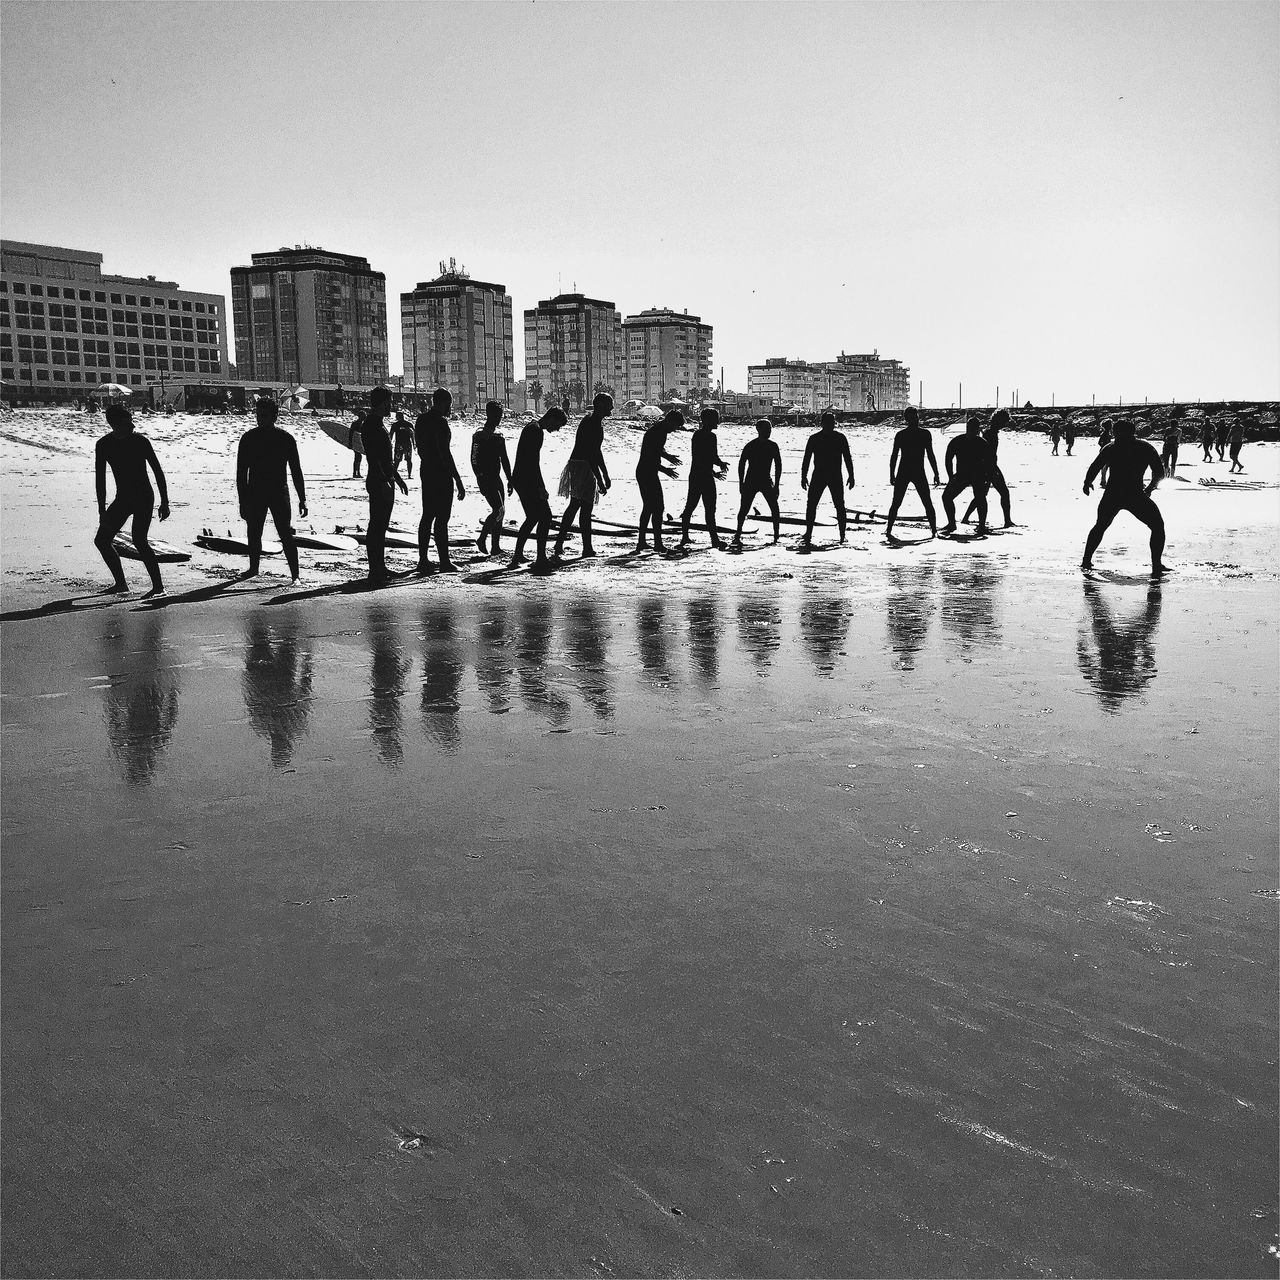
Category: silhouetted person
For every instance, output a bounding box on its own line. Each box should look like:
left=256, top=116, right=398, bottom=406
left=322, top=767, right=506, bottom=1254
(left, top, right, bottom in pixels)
left=1200, top=417, right=1215, bottom=461
left=940, top=416, right=992, bottom=536
left=963, top=408, right=1013, bottom=526
left=472, top=401, right=513, bottom=556
left=236, top=397, right=306, bottom=581
left=679, top=407, right=728, bottom=548
left=510, top=406, right=567, bottom=571
left=1082, top=418, right=1167, bottom=576
left=93, top=403, right=170, bottom=597
left=800, top=412, right=855, bottom=547
left=1228, top=419, right=1245, bottom=472
left=1098, top=418, right=1113, bottom=452
left=361, top=385, right=408, bottom=584
left=1215, top=418, right=1229, bottom=461
left=415, top=387, right=465, bottom=573
left=1077, top=578, right=1163, bottom=713
left=242, top=610, right=313, bottom=767
left=553, top=392, right=612, bottom=559
left=733, top=418, right=783, bottom=546
left=1050, top=421, right=1062, bottom=455
left=1063, top=420, right=1077, bottom=456
left=885, top=405, right=940, bottom=539
left=636, top=409, right=685, bottom=552
left=347, top=412, right=363, bottom=477
left=1161, top=420, right=1180, bottom=477
left=391, top=410, right=414, bottom=478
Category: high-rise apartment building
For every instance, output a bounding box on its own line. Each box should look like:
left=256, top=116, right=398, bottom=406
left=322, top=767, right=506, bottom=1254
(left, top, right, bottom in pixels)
left=400, top=261, right=513, bottom=408
left=230, top=246, right=388, bottom=386
left=747, top=350, right=911, bottom=411
left=620, top=307, right=713, bottom=402
left=1, top=240, right=229, bottom=401
left=523, top=293, right=622, bottom=405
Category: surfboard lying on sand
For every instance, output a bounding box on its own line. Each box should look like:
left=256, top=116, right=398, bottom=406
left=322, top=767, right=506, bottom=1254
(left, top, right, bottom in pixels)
left=112, top=533, right=192, bottom=563
left=338, top=524, right=418, bottom=549
left=196, top=529, right=282, bottom=556
left=292, top=529, right=359, bottom=552
left=318, top=418, right=364, bottom=454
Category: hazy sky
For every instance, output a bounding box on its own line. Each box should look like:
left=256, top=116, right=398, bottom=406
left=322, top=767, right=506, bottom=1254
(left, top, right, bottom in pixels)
left=3, top=0, right=1277, bottom=403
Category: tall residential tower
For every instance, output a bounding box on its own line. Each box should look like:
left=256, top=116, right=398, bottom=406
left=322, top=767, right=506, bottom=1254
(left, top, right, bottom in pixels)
left=523, top=293, right=622, bottom=407
left=621, top=307, right=713, bottom=402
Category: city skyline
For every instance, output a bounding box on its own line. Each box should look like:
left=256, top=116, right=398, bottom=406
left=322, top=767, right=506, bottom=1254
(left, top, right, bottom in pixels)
left=2, top=1, right=1276, bottom=404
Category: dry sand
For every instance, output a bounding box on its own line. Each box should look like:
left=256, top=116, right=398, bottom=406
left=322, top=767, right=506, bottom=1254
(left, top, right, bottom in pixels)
left=2, top=411, right=1278, bottom=1277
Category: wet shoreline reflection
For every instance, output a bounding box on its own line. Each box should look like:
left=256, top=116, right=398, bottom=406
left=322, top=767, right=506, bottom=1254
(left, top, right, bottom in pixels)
left=242, top=609, right=314, bottom=767
left=100, top=612, right=181, bottom=786
left=1077, top=579, right=1163, bottom=712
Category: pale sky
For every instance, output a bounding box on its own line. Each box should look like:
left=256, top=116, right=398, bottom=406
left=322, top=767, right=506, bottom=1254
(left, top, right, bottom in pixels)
left=3, top=0, right=1277, bottom=404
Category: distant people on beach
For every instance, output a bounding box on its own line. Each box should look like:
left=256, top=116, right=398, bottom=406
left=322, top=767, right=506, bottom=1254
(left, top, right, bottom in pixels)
left=1081, top=418, right=1167, bottom=577
left=415, top=387, right=466, bottom=573
left=1228, top=418, right=1245, bottom=472
left=800, top=412, right=855, bottom=548
left=1098, top=418, right=1113, bottom=451
left=733, top=418, right=783, bottom=546
left=1050, top=421, right=1062, bottom=455
left=553, top=392, right=613, bottom=560
left=391, top=411, right=414, bottom=479
left=347, top=413, right=363, bottom=478
left=510, top=406, right=567, bottom=571
left=1063, top=420, right=1077, bottom=455
left=236, top=398, right=306, bottom=582
left=941, top=416, right=992, bottom=536
left=361, top=386, right=408, bottom=584
left=885, top=406, right=940, bottom=540
left=679, top=407, right=729, bottom=549
left=963, top=408, right=1013, bottom=527
left=471, top=402, right=513, bottom=557
left=1161, top=420, right=1180, bottom=477
left=93, top=404, right=170, bottom=597
left=635, top=409, right=685, bottom=553
left=1215, top=418, right=1229, bottom=461
left=1200, top=417, right=1215, bottom=461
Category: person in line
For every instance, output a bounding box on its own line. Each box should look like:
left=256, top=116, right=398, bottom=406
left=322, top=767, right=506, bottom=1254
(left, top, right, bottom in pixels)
left=552, top=392, right=613, bottom=559
left=962, top=409, right=1014, bottom=527
left=940, top=416, right=993, bottom=536
left=236, top=397, right=306, bottom=582
left=415, top=387, right=466, bottom=573
left=1161, top=418, right=1180, bottom=478
left=635, top=409, right=686, bottom=553
left=391, top=410, right=415, bottom=479
left=1200, top=417, right=1215, bottom=462
left=799, top=411, right=855, bottom=549
left=347, top=411, right=363, bottom=478
left=885, top=405, right=940, bottom=539
left=471, top=401, right=514, bottom=557
left=1050, top=420, right=1062, bottom=455
left=1098, top=418, right=1113, bottom=451
left=510, top=406, right=568, bottom=571
left=732, top=418, right=783, bottom=547
left=361, top=386, right=408, bottom=583
left=1215, top=417, right=1229, bottom=461
left=1081, top=418, right=1167, bottom=577
left=1228, top=418, right=1245, bottom=473
left=1063, top=419, right=1077, bottom=456
left=679, top=406, right=729, bottom=549
left=93, top=403, right=170, bottom=597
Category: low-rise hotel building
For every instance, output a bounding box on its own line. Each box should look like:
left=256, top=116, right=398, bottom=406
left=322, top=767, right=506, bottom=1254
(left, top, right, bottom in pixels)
left=620, top=307, right=713, bottom=402
left=1, top=240, right=229, bottom=402
left=747, top=350, right=911, bottom=412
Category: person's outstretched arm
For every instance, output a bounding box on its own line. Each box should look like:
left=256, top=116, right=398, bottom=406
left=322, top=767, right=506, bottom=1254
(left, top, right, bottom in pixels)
left=145, top=439, right=170, bottom=519
left=925, top=435, right=940, bottom=484
left=288, top=436, right=308, bottom=517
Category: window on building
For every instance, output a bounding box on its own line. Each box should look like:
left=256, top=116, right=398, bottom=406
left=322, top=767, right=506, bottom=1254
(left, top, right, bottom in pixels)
left=12, top=283, right=24, bottom=294
left=110, top=293, right=121, bottom=303
left=126, top=295, right=136, bottom=306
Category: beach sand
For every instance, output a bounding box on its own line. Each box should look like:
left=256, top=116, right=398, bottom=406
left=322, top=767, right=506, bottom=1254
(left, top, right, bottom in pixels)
left=2, top=412, right=1278, bottom=1276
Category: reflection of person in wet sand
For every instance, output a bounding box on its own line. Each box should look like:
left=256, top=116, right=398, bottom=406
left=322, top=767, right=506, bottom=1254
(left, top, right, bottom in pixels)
left=736, top=594, right=781, bottom=674
left=516, top=596, right=570, bottom=726
left=100, top=613, right=180, bottom=786
left=1077, top=578, right=1163, bottom=713
left=635, top=410, right=685, bottom=553
left=361, top=386, right=409, bottom=584
left=420, top=602, right=464, bottom=753
left=636, top=595, right=676, bottom=688
left=471, top=402, right=513, bottom=557
left=733, top=418, right=783, bottom=546
left=1081, top=419, right=1167, bottom=576
left=415, top=387, right=466, bottom=574
left=885, top=563, right=936, bottom=670
left=553, top=392, right=613, bottom=560
left=679, top=407, right=729, bottom=549
left=800, top=412, right=854, bottom=548
left=940, top=557, right=1001, bottom=655
left=799, top=585, right=852, bottom=675
left=940, top=417, right=992, bottom=536
left=510, top=406, right=567, bottom=571
left=564, top=597, right=613, bottom=718
left=687, top=594, right=723, bottom=687
left=885, top=406, right=939, bottom=540
left=93, top=403, right=170, bottom=597
left=237, top=398, right=306, bottom=581
left=367, top=604, right=410, bottom=768
left=242, top=610, right=313, bottom=767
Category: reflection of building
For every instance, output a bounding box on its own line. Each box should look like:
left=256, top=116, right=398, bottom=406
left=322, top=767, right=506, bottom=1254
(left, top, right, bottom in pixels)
left=747, top=349, right=910, bottom=411
left=230, top=246, right=388, bottom=386
left=523, top=292, right=622, bottom=404
left=1, top=240, right=229, bottom=401
left=621, top=307, right=713, bottom=401
left=400, top=261, right=513, bottom=408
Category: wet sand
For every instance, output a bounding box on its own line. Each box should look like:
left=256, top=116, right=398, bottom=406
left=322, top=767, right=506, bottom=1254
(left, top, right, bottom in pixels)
left=2, top=415, right=1278, bottom=1276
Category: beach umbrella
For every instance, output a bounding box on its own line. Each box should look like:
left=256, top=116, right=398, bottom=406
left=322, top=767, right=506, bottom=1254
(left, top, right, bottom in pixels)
left=96, top=382, right=134, bottom=397
left=636, top=404, right=663, bottom=420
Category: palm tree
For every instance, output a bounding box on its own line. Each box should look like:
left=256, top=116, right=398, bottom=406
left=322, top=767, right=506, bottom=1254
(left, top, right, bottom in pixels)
left=529, top=379, right=544, bottom=413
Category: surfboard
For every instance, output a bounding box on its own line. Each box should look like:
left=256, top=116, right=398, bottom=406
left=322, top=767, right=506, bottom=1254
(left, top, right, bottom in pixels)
left=112, top=533, right=192, bottom=563
left=318, top=417, right=364, bottom=455
left=196, top=530, right=282, bottom=556
left=292, top=530, right=359, bottom=552
left=346, top=527, right=418, bottom=549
